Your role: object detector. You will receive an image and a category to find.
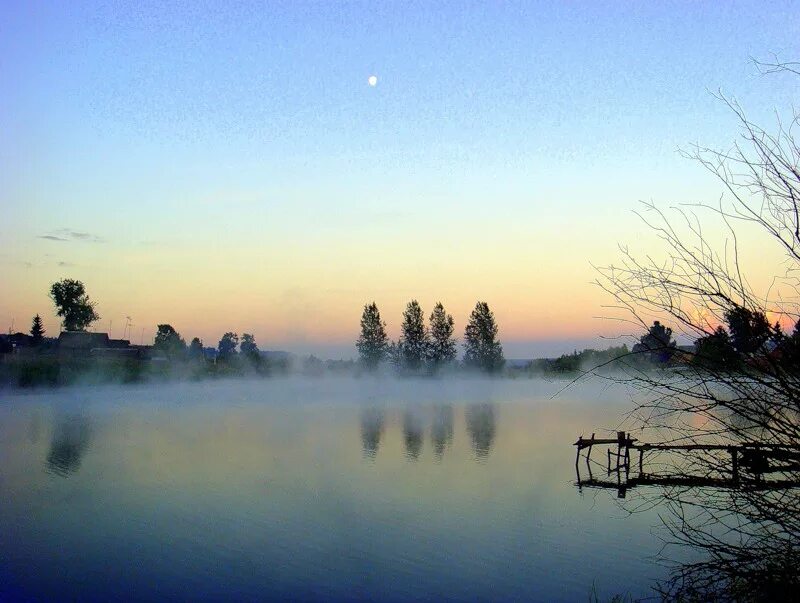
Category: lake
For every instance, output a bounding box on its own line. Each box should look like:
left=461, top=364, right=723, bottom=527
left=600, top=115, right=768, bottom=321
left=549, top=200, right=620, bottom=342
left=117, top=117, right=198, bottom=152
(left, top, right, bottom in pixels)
left=0, top=377, right=684, bottom=601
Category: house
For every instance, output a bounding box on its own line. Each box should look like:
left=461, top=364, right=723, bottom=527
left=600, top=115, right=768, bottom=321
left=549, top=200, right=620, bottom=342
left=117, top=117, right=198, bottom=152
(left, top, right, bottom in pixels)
left=57, top=331, right=111, bottom=354
left=58, top=331, right=152, bottom=360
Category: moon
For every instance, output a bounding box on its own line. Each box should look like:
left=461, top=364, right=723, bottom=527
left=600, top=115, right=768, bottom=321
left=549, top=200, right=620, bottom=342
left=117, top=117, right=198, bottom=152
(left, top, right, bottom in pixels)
left=368, top=75, right=378, bottom=87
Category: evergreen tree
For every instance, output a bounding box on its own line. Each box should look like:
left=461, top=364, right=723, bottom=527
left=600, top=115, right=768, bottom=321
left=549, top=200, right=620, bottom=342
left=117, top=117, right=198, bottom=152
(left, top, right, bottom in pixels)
left=356, top=302, right=388, bottom=370
left=694, top=326, right=740, bottom=371
left=463, top=301, right=505, bottom=373
left=387, top=340, right=402, bottom=370
left=30, top=314, right=45, bottom=345
left=428, top=302, right=456, bottom=369
left=49, top=279, right=99, bottom=331
left=154, top=324, right=186, bottom=359
left=399, top=300, right=428, bottom=372
left=724, top=306, right=772, bottom=355
left=218, top=332, right=239, bottom=361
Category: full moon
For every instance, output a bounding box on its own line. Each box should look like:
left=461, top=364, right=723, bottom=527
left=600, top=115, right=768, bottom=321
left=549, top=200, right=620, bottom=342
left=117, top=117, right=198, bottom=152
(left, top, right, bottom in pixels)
left=368, top=75, right=378, bottom=87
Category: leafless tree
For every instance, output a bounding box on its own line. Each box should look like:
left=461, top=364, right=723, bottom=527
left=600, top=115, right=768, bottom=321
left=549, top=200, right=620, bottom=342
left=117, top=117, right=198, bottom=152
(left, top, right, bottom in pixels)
left=591, top=59, right=800, bottom=600
left=595, top=58, right=800, bottom=447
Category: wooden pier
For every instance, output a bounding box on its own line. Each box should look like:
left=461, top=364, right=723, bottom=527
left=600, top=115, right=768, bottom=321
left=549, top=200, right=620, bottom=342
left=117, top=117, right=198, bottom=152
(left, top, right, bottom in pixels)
left=574, top=432, right=800, bottom=498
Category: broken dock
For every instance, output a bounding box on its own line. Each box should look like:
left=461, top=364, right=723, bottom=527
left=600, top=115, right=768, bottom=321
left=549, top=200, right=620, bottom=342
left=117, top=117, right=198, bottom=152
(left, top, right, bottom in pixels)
left=574, top=431, right=800, bottom=498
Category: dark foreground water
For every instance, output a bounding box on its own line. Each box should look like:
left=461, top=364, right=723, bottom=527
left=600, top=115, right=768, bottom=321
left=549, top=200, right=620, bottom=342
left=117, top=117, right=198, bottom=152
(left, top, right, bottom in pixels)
left=0, top=378, right=679, bottom=601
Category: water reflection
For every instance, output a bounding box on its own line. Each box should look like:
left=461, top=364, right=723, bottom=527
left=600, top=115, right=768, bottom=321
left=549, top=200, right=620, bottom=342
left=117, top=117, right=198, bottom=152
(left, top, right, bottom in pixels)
left=431, top=405, right=454, bottom=460
left=1, top=381, right=673, bottom=601
left=360, top=408, right=385, bottom=458
left=46, top=415, right=92, bottom=477
left=465, top=404, right=496, bottom=461
left=402, top=411, right=424, bottom=461
left=359, top=404, right=496, bottom=462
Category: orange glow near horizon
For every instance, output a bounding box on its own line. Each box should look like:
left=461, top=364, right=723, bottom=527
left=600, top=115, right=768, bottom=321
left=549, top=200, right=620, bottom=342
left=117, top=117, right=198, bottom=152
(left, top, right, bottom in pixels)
left=1, top=204, right=792, bottom=357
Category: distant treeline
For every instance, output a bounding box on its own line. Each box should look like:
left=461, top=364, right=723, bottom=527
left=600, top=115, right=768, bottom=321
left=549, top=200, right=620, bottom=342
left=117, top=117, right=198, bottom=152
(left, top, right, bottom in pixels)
left=526, top=345, right=630, bottom=375
left=12, top=278, right=797, bottom=388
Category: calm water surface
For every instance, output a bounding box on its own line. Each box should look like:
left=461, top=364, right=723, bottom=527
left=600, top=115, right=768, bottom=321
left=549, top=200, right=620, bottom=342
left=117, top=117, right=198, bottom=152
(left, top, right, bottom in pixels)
left=0, top=377, right=678, bottom=601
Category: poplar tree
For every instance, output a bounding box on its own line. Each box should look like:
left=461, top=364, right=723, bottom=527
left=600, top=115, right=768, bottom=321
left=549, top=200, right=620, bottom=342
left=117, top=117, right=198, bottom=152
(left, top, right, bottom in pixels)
left=428, top=302, right=456, bottom=369
left=399, top=300, right=428, bottom=372
left=463, top=301, right=505, bottom=373
left=357, top=302, right=388, bottom=370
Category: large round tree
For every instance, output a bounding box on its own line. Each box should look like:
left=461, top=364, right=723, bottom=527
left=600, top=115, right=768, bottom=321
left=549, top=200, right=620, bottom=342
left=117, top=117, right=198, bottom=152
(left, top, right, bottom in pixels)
left=49, top=279, right=99, bottom=332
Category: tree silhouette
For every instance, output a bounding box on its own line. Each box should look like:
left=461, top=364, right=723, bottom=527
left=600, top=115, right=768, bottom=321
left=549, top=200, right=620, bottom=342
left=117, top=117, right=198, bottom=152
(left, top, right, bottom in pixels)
left=463, top=301, right=504, bottom=373
left=428, top=302, right=457, bottom=370
left=356, top=302, right=388, bottom=370
left=49, top=279, right=99, bottom=331
left=218, top=332, right=239, bottom=361
left=724, top=306, right=773, bottom=355
left=386, top=340, right=402, bottom=370
left=694, top=326, right=739, bottom=370
left=632, top=320, right=677, bottom=363
left=30, top=314, right=45, bottom=345
left=188, top=337, right=204, bottom=361
left=592, top=59, right=800, bottom=598
left=240, top=333, right=261, bottom=367
left=399, top=300, right=428, bottom=372
left=154, top=324, right=186, bottom=359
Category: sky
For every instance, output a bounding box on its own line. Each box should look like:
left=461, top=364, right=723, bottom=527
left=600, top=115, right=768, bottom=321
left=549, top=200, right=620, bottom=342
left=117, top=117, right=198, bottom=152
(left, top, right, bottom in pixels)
left=1, top=1, right=798, bottom=358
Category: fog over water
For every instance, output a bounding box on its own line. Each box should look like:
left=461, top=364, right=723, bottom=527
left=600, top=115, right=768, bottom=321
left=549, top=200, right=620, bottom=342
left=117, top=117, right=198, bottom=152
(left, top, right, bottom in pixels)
left=0, top=377, right=685, bottom=601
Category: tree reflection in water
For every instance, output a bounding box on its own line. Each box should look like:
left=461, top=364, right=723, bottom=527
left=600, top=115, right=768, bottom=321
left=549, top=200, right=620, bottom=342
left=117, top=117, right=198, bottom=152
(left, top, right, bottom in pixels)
left=431, top=405, right=454, bottom=460
left=45, top=415, right=92, bottom=477
left=402, top=410, right=424, bottom=461
left=360, top=407, right=385, bottom=459
left=465, top=403, right=496, bottom=461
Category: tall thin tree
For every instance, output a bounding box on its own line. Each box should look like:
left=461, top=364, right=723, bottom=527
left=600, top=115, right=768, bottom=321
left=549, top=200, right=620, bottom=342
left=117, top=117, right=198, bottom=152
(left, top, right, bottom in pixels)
left=399, top=300, right=428, bottom=372
left=428, top=302, right=456, bottom=370
left=463, top=301, right=504, bottom=373
left=357, top=302, right=388, bottom=370
left=30, top=314, right=45, bottom=345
